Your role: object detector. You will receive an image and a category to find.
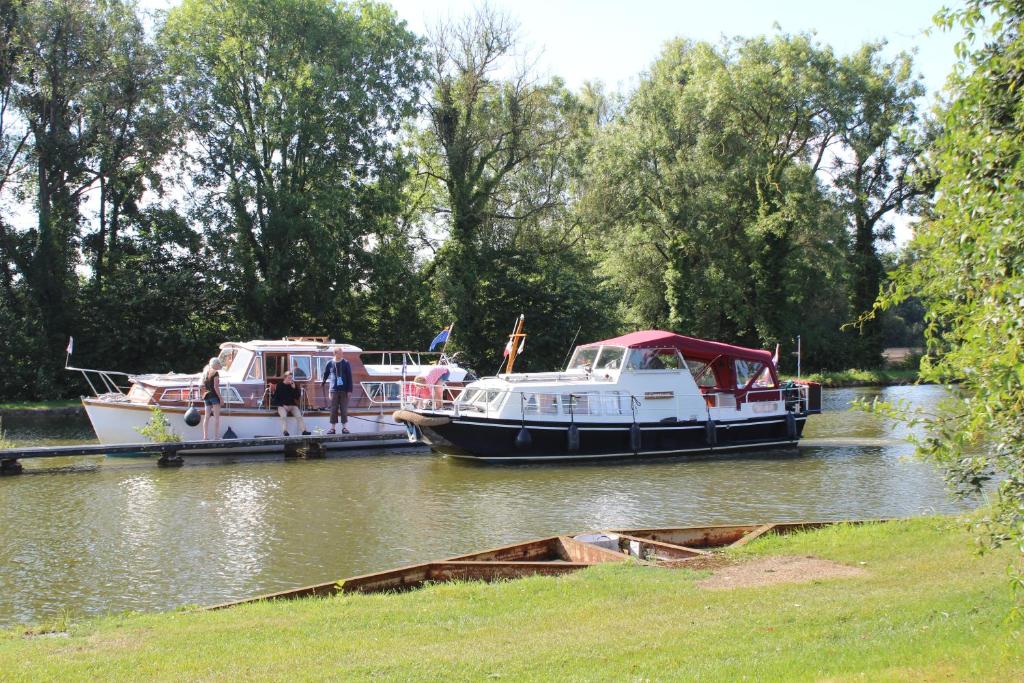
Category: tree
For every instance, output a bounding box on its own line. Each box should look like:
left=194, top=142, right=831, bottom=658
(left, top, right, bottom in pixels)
left=0, top=0, right=28, bottom=306
left=82, top=2, right=177, bottom=289
left=161, top=0, right=422, bottom=339
left=831, top=43, right=929, bottom=365
left=12, top=0, right=169, bottom=393
left=583, top=36, right=853, bottom=368
left=871, top=0, right=1024, bottom=608
left=416, top=6, right=599, bottom=368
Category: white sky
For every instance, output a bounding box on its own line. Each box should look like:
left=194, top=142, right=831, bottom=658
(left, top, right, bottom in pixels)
left=384, top=0, right=960, bottom=99
left=138, top=0, right=960, bottom=98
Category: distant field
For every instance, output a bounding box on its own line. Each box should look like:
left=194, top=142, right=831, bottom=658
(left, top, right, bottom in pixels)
left=1, top=516, right=1019, bottom=681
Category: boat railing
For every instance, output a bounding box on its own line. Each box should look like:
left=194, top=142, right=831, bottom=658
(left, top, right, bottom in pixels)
left=362, top=381, right=464, bottom=410
left=66, top=366, right=133, bottom=398
left=369, top=382, right=685, bottom=421
left=496, top=371, right=589, bottom=384
left=368, top=380, right=810, bottom=420
left=703, top=385, right=808, bottom=412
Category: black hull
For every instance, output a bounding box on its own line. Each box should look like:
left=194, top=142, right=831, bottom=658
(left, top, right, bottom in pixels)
left=418, top=412, right=810, bottom=462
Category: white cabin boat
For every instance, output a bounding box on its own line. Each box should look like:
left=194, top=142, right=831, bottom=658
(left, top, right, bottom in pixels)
left=393, top=330, right=821, bottom=462
left=74, top=337, right=472, bottom=453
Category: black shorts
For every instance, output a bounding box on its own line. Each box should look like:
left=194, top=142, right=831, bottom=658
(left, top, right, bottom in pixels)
left=204, top=394, right=221, bottom=406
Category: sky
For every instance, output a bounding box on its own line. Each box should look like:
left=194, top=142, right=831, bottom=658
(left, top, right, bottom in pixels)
left=382, top=0, right=961, bottom=99
left=140, top=0, right=962, bottom=100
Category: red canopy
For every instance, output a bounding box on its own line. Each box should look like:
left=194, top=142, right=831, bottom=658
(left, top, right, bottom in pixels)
left=583, top=330, right=773, bottom=365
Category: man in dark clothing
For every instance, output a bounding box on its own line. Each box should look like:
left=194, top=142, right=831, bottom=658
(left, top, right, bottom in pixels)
left=321, top=347, right=353, bottom=434
left=272, top=371, right=309, bottom=436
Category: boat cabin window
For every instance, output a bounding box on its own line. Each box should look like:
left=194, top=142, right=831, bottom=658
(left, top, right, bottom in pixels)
left=290, top=355, right=312, bottom=380
left=315, top=356, right=331, bottom=382
left=567, top=347, right=599, bottom=371
left=458, top=388, right=507, bottom=412
left=246, top=354, right=263, bottom=381
left=735, top=359, right=773, bottom=388
left=218, top=347, right=239, bottom=372
left=264, top=354, right=289, bottom=379
left=523, top=393, right=560, bottom=415
left=128, top=384, right=153, bottom=402
left=625, top=348, right=684, bottom=371
left=221, top=386, right=244, bottom=405
left=684, top=359, right=718, bottom=387
left=594, top=346, right=626, bottom=370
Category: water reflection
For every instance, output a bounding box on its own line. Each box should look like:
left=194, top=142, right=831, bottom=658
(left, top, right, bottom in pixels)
left=0, top=385, right=980, bottom=626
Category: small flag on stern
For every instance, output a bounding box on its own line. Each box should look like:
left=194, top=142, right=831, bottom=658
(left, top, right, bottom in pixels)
left=503, top=336, right=525, bottom=357
left=66, top=336, right=74, bottom=355
left=429, top=327, right=450, bottom=351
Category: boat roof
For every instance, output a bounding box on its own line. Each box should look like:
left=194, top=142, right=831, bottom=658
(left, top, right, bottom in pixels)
left=222, top=340, right=363, bottom=353
left=582, top=330, right=773, bottom=365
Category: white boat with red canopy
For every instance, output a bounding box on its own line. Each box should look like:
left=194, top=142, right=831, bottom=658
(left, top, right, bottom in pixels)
left=393, top=330, right=820, bottom=462
left=74, top=337, right=472, bottom=453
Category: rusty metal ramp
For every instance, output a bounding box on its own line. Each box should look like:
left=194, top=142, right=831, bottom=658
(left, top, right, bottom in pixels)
left=207, top=520, right=879, bottom=610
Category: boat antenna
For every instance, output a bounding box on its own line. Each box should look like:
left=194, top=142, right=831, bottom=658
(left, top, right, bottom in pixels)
left=560, top=325, right=583, bottom=370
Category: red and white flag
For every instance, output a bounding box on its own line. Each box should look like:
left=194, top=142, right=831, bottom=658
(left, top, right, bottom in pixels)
left=772, top=344, right=779, bottom=366
left=503, top=337, right=525, bottom=357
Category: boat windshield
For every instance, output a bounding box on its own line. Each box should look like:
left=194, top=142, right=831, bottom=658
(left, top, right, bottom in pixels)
left=624, top=347, right=684, bottom=370
left=567, top=347, right=599, bottom=371
left=594, top=346, right=626, bottom=370
left=567, top=345, right=627, bottom=371
left=218, top=347, right=239, bottom=372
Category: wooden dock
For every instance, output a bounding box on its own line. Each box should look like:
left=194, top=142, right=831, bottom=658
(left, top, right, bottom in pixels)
left=0, top=431, right=414, bottom=475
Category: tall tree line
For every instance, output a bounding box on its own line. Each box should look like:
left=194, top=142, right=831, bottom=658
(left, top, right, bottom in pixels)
left=0, top=0, right=931, bottom=399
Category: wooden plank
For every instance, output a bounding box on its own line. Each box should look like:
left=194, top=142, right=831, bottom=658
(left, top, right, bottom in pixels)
left=607, top=532, right=711, bottom=559
left=728, top=524, right=776, bottom=549
left=610, top=525, right=762, bottom=549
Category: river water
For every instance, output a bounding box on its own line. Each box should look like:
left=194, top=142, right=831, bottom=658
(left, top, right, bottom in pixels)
left=0, top=385, right=981, bottom=627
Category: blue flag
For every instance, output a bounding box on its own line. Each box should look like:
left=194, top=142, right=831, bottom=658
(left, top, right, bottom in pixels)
left=429, top=328, right=450, bottom=351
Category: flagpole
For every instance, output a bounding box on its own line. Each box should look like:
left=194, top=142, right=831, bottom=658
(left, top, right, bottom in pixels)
left=505, top=314, right=525, bottom=374
left=439, top=321, right=455, bottom=361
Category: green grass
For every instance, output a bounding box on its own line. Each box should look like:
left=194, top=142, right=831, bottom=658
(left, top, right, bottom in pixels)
left=1, top=517, right=1020, bottom=681
left=793, top=368, right=921, bottom=387
left=0, top=400, right=82, bottom=411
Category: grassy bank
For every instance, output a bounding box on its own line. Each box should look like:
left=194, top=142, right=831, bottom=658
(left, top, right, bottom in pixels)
left=792, top=368, right=921, bottom=388
left=1, top=516, right=1020, bottom=681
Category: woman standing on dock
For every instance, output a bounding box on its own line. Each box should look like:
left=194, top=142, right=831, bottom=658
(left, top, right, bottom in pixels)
left=201, top=358, right=223, bottom=440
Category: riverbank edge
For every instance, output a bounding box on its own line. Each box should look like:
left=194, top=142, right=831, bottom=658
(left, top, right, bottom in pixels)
left=0, top=404, right=84, bottom=418
left=787, top=368, right=923, bottom=388
left=1, top=515, right=1019, bottom=680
